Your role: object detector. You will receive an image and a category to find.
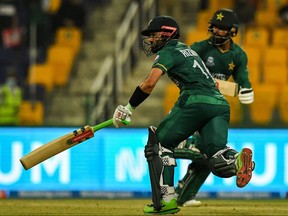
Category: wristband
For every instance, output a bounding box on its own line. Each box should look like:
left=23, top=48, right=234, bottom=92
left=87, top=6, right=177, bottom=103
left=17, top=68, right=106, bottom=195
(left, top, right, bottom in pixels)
left=129, top=86, right=150, bottom=108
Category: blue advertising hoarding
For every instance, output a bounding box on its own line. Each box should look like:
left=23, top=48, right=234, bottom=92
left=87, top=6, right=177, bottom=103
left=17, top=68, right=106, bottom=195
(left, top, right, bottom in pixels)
left=0, top=127, right=287, bottom=198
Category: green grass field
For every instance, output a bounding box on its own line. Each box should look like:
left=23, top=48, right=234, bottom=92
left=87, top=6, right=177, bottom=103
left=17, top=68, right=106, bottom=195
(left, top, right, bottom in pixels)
left=0, top=199, right=287, bottom=216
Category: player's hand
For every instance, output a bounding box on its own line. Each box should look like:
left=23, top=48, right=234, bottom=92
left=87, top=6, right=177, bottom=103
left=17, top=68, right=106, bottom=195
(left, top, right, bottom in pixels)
left=238, top=88, right=254, bottom=104
left=113, top=104, right=134, bottom=128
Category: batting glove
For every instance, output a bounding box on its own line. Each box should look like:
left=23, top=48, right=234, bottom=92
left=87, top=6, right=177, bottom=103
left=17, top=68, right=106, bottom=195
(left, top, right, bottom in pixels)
left=238, top=88, right=254, bottom=104
left=113, top=103, right=134, bottom=128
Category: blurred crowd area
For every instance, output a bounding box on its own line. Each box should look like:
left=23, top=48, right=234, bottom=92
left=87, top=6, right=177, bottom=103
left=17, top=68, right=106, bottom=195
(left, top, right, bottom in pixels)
left=0, top=0, right=288, bottom=128
left=0, top=0, right=107, bottom=126
left=0, top=0, right=108, bottom=87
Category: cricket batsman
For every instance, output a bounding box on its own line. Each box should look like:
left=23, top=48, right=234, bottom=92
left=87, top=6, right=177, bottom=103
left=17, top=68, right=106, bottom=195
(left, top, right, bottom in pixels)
left=174, top=8, right=255, bottom=207
left=112, top=15, right=254, bottom=214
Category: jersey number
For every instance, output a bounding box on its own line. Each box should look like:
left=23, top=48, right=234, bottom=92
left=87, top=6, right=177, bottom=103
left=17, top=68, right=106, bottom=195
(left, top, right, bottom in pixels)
left=193, top=60, right=213, bottom=79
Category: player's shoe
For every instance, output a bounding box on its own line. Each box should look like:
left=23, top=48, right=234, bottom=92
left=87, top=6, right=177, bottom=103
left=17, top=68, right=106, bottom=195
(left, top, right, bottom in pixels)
left=182, top=199, right=201, bottom=207
left=236, top=148, right=253, bottom=188
left=143, top=198, right=180, bottom=215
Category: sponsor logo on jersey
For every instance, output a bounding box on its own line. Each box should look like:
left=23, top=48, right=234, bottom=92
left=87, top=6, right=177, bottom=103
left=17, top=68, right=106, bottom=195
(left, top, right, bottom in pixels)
left=206, top=56, right=215, bottom=67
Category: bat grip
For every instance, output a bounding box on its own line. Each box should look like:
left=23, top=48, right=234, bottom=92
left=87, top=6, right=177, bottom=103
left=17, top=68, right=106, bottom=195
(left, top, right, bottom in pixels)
left=92, top=119, right=113, bottom=132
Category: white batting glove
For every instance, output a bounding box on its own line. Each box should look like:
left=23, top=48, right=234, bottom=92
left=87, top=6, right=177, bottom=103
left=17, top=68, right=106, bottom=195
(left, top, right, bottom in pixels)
left=113, top=104, right=134, bottom=128
left=238, top=88, right=254, bottom=104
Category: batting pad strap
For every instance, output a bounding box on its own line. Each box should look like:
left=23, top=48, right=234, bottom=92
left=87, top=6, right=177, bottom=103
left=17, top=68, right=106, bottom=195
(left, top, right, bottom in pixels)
left=161, top=185, right=175, bottom=195
left=174, top=148, right=207, bottom=163
left=129, top=86, right=150, bottom=108
left=161, top=156, right=176, bottom=166
left=212, top=147, right=230, bottom=158
left=209, top=155, right=236, bottom=178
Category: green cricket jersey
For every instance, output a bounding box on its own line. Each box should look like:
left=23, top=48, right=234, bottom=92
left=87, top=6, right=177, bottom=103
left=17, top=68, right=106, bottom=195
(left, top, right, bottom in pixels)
left=152, top=40, right=230, bottom=154
left=152, top=39, right=228, bottom=106
left=190, top=39, right=252, bottom=89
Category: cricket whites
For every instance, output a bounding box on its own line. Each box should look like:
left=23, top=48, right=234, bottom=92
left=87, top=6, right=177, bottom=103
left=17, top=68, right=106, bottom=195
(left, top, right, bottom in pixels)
left=20, top=119, right=113, bottom=170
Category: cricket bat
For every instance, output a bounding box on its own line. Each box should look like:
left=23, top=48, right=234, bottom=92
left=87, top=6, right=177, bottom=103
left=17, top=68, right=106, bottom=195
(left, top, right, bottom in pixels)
left=20, top=119, right=113, bottom=170
left=214, top=78, right=239, bottom=97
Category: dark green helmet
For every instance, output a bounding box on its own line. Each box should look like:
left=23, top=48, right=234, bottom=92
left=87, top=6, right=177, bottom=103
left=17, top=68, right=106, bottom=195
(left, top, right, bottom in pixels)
left=141, top=16, right=180, bottom=56
left=141, top=15, right=180, bottom=38
left=208, top=8, right=239, bottom=46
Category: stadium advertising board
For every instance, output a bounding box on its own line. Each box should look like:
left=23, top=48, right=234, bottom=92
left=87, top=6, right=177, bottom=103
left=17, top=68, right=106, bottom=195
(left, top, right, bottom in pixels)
left=0, top=127, right=287, bottom=198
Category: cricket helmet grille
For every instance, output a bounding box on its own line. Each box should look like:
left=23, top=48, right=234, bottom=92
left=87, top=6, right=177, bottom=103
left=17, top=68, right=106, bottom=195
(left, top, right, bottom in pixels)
left=141, top=16, right=180, bottom=56
left=208, top=8, right=239, bottom=46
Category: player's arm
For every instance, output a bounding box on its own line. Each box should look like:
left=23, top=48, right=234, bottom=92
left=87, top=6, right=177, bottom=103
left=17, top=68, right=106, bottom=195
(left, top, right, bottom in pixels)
left=113, top=68, right=163, bottom=127
left=232, top=52, right=254, bottom=104
left=139, top=68, right=163, bottom=93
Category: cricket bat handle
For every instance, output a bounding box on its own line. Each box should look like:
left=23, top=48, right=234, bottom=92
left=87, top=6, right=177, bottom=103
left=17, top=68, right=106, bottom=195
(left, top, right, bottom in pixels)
left=20, top=119, right=114, bottom=170
left=93, top=119, right=113, bottom=131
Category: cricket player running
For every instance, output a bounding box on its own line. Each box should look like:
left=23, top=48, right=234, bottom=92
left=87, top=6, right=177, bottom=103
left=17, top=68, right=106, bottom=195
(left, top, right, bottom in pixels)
left=174, top=8, right=255, bottom=207
left=112, top=15, right=254, bottom=215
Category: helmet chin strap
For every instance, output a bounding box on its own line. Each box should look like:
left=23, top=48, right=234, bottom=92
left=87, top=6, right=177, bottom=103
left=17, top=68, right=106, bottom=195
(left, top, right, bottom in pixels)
left=208, top=36, right=231, bottom=52
left=208, top=30, right=233, bottom=46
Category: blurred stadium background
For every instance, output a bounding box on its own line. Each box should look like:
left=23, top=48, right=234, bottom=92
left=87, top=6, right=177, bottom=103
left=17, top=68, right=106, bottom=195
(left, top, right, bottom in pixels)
left=0, top=0, right=288, bottom=200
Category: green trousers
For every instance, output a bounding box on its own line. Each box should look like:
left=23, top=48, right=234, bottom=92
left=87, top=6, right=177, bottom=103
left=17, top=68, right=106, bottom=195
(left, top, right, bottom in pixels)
left=156, top=101, right=230, bottom=158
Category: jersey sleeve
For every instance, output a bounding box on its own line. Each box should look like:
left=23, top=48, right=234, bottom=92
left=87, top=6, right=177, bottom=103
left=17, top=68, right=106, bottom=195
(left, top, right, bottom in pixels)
left=232, top=49, right=252, bottom=89
left=152, top=50, right=174, bottom=74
